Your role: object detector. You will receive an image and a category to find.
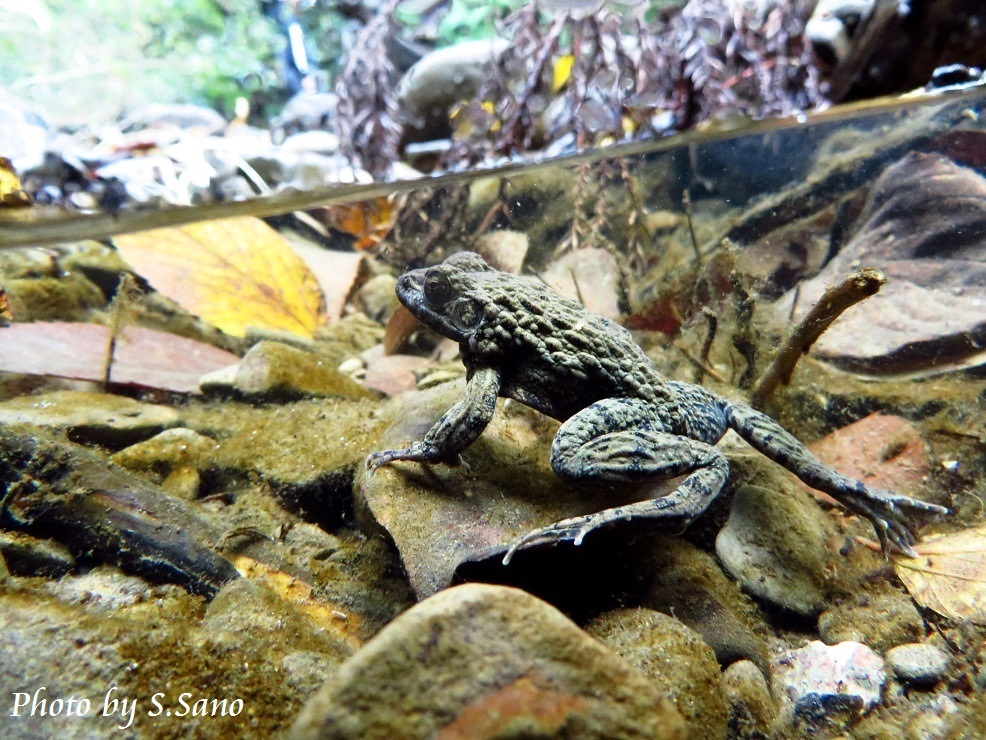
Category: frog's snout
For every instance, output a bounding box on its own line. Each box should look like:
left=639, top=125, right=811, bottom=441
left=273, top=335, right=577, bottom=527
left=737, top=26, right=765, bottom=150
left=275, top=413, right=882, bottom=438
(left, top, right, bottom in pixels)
left=396, top=271, right=423, bottom=304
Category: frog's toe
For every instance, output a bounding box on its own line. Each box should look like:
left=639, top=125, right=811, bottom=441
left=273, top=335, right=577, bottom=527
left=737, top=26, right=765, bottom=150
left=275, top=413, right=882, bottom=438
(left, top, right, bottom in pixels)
left=501, top=516, right=595, bottom=565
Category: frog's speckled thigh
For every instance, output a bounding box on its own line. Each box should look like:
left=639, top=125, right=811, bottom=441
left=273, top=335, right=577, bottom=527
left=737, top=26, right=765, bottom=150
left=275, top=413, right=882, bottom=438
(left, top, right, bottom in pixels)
left=502, top=398, right=730, bottom=564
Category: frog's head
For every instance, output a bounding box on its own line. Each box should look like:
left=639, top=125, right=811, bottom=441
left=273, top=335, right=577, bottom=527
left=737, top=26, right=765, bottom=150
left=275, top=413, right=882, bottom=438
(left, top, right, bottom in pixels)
left=396, top=251, right=492, bottom=343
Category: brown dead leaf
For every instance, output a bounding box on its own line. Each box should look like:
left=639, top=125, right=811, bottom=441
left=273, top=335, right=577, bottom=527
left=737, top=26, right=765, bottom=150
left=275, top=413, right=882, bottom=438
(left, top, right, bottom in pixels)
left=231, top=554, right=362, bottom=646
left=321, top=195, right=397, bottom=251
left=114, top=216, right=326, bottom=338
left=894, top=524, right=986, bottom=624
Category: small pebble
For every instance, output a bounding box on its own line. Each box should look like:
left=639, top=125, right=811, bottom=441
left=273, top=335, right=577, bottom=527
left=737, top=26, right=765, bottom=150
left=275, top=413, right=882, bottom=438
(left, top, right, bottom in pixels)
left=886, top=643, right=951, bottom=686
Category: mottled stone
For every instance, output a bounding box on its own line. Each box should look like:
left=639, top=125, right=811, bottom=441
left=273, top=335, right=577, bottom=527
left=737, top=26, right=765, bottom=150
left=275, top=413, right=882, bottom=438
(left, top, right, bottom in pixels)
left=3, top=272, right=107, bottom=322
left=0, top=390, right=178, bottom=447
left=203, top=340, right=377, bottom=402
left=291, top=584, right=685, bottom=739
left=886, top=643, right=951, bottom=686
left=585, top=607, right=728, bottom=740
left=0, top=531, right=75, bottom=578
left=473, top=230, right=529, bottom=274
left=805, top=413, right=932, bottom=508
left=644, top=538, right=770, bottom=675
left=110, top=427, right=219, bottom=485
left=723, top=659, right=777, bottom=738
left=716, top=484, right=838, bottom=616
left=354, top=274, right=400, bottom=324
left=818, top=584, right=924, bottom=653
left=782, top=152, right=986, bottom=376
left=541, top=247, right=622, bottom=319
left=179, top=398, right=388, bottom=531
left=773, top=640, right=886, bottom=726
left=0, top=572, right=352, bottom=738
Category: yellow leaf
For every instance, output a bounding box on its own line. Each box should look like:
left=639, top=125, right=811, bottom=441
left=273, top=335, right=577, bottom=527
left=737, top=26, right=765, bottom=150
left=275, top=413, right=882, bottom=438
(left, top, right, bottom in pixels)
left=894, top=524, right=986, bottom=624
left=553, top=54, right=574, bottom=93
left=0, top=157, right=31, bottom=208
left=114, top=217, right=326, bottom=338
left=231, top=554, right=363, bottom=646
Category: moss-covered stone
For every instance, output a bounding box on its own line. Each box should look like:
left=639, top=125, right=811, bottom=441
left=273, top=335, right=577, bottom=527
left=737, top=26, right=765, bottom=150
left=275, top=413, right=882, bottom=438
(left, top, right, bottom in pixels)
left=4, top=272, right=107, bottom=322
left=586, top=607, right=728, bottom=740
left=291, top=584, right=686, bottom=739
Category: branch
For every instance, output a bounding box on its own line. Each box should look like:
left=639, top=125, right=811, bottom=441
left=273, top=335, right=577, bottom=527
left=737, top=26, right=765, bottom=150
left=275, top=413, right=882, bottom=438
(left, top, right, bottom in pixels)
left=751, top=268, right=885, bottom=407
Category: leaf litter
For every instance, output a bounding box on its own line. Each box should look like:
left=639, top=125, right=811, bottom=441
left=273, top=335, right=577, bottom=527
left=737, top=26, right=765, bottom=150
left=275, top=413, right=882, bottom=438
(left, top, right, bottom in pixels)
left=894, top=524, right=986, bottom=624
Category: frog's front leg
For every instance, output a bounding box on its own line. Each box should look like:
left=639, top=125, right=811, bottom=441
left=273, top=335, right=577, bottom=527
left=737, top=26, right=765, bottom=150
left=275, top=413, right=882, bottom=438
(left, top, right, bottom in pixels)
left=503, top=397, right=729, bottom=564
left=366, top=367, right=501, bottom=473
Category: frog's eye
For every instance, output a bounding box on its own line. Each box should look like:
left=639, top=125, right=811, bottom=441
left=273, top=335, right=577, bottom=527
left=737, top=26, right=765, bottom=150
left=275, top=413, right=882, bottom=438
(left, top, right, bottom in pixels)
left=450, top=298, right=482, bottom=330
left=423, top=271, right=454, bottom=306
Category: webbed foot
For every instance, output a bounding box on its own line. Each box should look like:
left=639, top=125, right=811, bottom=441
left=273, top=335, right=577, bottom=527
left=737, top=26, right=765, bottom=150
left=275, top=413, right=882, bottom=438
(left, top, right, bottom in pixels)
left=364, top=443, right=467, bottom=476
left=843, top=487, right=949, bottom=557
left=502, top=512, right=604, bottom=565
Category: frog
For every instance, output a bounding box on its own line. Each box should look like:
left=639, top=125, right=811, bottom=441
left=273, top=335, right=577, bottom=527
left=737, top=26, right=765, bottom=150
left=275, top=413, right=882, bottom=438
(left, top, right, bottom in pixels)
left=366, top=252, right=947, bottom=565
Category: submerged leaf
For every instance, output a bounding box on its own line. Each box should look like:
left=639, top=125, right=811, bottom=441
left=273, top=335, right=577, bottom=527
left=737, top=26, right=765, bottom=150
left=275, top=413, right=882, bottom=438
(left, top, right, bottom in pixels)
left=114, top=216, right=326, bottom=338
left=894, top=524, right=986, bottom=624
left=231, top=555, right=362, bottom=646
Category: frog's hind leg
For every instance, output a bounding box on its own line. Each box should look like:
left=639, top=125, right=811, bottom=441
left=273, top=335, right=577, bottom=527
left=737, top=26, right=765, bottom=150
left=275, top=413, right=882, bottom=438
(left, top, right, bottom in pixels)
left=503, top=398, right=729, bottom=564
left=724, top=403, right=947, bottom=555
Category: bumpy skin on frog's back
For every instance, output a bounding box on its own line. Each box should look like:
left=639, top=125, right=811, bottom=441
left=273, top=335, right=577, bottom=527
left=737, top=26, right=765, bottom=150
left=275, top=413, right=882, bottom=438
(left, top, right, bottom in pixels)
left=366, top=252, right=947, bottom=564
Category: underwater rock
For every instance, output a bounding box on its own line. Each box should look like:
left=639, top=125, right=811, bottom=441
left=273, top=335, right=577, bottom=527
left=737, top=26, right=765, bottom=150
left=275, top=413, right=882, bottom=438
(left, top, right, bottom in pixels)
left=179, top=398, right=387, bottom=532
left=56, top=241, right=132, bottom=297
left=473, top=229, right=530, bottom=274
left=722, top=659, right=777, bottom=738
left=885, top=643, right=951, bottom=687
left=0, top=426, right=237, bottom=597
left=0, top=390, right=178, bottom=447
left=804, top=413, right=932, bottom=507
left=360, top=349, right=429, bottom=396
left=111, top=427, right=219, bottom=501
left=773, top=640, right=885, bottom=721
left=818, top=583, right=924, bottom=653
left=0, top=531, right=75, bottom=578
left=201, top=340, right=377, bottom=402
left=0, top=573, right=351, bottom=737
left=353, top=274, right=400, bottom=324
left=643, top=538, right=770, bottom=675
left=585, top=607, right=728, bottom=740
left=3, top=272, right=107, bottom=322
left=356, top=381, right=660, bottom=597
left=203, top=577, right=359, bottom=655
left=111, top=428, right=218, bottom=482
left=290, top=583, right=686, bottom=739
left=784, top=152, right=986, bottom=376
left=541, top=248, right=622, bottom=320
left=715, top=484, right=838, bottom=617
left=45, top=569, right=157, bottom=612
